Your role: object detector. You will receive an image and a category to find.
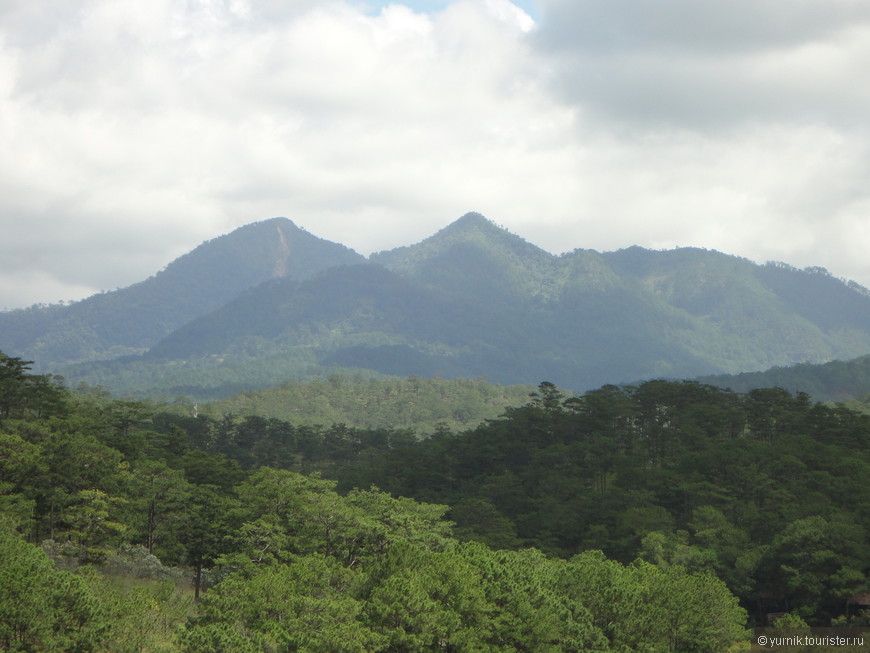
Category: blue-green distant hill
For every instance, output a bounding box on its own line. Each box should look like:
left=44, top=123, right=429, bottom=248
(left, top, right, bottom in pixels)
left=0, top=218, right=363, bottom=370
left=4, top=212, right=870, bottom=398
left=694, top=354, right=870, bottom=403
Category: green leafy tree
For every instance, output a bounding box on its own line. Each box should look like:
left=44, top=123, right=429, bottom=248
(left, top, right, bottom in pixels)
left=0, top=433, right=45, bottom=531
left=174, top=484, right=241, bottom=601
left=562, top=550, right=747, bottom=652
left=755, top=516, right=868, bottom=622
left=63, top=488, right=128, bottom=564
left=460, top=543, right=609, bottom=652
left=27, top=423, right=126, bottom=543
left=229, top=469, right=452, bottom=571
left=449, top=497, right=521, bottom=549
left=126, top=459, right=192, bottom=557
left=360, top=541, right=496, bottom=652
left=0, top=353, right=35, bottom=419
left=0, top=351, right=66, bottom=420
left=181, top=556, right=383, bottom=653
left=0, top=526, right=109, bottom=652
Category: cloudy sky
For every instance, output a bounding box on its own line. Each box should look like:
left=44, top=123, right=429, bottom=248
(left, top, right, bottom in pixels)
left=2, top=0, right=869, bottom=310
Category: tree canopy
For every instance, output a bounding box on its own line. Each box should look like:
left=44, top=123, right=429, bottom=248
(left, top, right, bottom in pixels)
left=3, top=351, right=868, bottom=650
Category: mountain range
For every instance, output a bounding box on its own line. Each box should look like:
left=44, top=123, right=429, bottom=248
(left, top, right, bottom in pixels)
left=3, top=212, right=870, bottom=399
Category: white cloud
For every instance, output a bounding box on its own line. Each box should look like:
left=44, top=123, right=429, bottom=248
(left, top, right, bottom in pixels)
left=534, top=0, right=870, bottom=128
left=536, top=0, right=870, bottom=55
left=1, top=0, right=870, bottom=311
left=0, top=271, right=96, bottom=312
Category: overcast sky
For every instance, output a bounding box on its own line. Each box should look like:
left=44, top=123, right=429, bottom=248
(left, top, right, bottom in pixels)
left=2, top=0, right=869, bottom=310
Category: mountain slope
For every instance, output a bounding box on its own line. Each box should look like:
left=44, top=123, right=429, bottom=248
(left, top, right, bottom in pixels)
left=198, top=375, right=537, bottom=432
left=693, top=353, right=870, bottom=402
left=604, top=247, right=870, bottom=372
left=0, top=218, right=363, bottom=369
left=144, top=263, right=463, bottom=362
left=10, top=212, right=870, bottom=397
left=371, top=212, right=560, bottom=302
left=53, top=215, right=870, bottom=398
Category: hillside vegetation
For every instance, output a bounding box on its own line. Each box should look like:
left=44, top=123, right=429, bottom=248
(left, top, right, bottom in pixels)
left=5, top=213, right=870, bottom=398
left=0, top=218, right=362, bottom=370
left=0, top=351, right=756, bottom=652
left=199, top=375, right=536, bottom=433
left=338, top=380, right=870, bottom=627
left=696, top=353, right=870, bottom=403
left=5, top=352, right=870, bottom=632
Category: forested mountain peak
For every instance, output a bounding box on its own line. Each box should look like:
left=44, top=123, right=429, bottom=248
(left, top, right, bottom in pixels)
left=161, top=216, right=364, bottom=285
left=441, top=210, right=490, bottom=227
left=371, top=212, right=552, bottom=269
left=416, top=211, right=507, bottom=238
left=369, top=212, right=557, bottom=303
left=0, top=216, right=363, bottom=370
left=8, top=212, right=870, bottom=397
left=438, top=211, right=507, bottom=236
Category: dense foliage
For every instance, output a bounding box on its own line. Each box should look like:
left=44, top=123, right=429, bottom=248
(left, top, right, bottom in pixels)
left=696, top=353, right=870, bottom=402
left=198, top=375, right=535, bottom=432
left=339, top=381, right=870, bottom=626
left=0, top=352, right=755, bottom=651
left=2, top=350, right=869, bottom=650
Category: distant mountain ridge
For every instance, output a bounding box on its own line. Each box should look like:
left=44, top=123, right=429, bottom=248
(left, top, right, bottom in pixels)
left=4, top=212, right=870, bottom=397
left=0, top=218, right=363, bottom=369
left=695, top=353, right=870, bottom=403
